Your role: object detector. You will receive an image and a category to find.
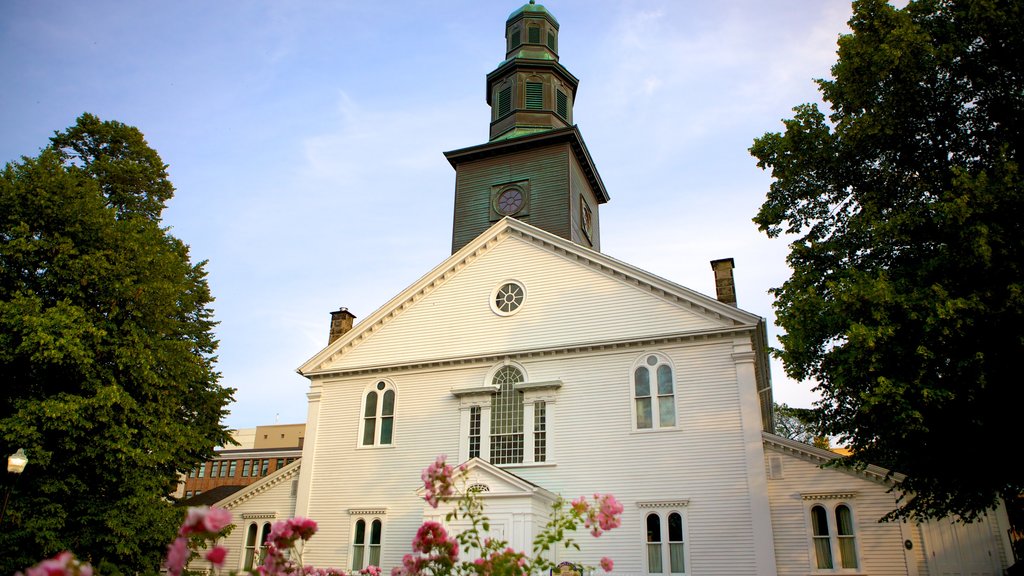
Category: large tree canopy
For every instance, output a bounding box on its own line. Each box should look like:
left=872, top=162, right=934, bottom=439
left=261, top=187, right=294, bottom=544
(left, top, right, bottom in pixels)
left=0, top=114, right=234, bottom=573
left=752, top=0, right=1023, bottom=522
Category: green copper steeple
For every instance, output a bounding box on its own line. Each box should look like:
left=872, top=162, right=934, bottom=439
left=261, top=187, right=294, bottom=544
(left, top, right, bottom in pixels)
left=486, top=1, right=578, bottom=141
left=444, top=2, right=608, bottom=254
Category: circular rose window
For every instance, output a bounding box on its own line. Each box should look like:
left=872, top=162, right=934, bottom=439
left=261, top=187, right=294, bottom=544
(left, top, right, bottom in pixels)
left=491, top=281, right=526, bottom=316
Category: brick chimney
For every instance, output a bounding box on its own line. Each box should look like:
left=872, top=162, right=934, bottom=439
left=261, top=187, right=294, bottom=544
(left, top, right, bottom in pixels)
left=328, top=307, right=356, bottom=344
left=710, top=258, right=737, bottom=306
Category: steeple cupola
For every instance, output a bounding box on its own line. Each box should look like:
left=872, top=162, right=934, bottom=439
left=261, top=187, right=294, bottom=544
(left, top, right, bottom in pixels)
left=444, top=3, right=609, bottom=254
left=487, top=1, right=578, bottom=142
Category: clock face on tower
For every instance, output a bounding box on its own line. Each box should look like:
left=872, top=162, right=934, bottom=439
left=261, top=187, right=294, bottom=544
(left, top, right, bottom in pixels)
left=495, top=186, right=525, bottom=215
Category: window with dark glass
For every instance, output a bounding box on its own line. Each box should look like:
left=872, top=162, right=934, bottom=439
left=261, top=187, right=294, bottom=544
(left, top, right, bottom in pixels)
left=634, top=354, right=677, bottom=430
left=228, top=460, right=237, bottom=477
left=362, top=381, right=396, bottom=447
left=469, top=406, right=482, bottom=459
left=528, top=26, right=540, bottom=44
left=352, top=518, right=383, bottom=570
left=534, top=401, right=547, bottom=462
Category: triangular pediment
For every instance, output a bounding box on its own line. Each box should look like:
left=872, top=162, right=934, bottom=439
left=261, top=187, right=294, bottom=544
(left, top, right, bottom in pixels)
left=299, top=218, right=763, bottom=376
left=416, top=458, right=558, bottom=502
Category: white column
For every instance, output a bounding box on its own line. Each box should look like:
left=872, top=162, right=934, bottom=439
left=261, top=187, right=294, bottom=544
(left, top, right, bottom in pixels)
left=734, top=337, right=779, bottom=576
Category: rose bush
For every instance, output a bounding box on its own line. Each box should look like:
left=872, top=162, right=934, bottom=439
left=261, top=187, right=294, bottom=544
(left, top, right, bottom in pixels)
left=17, top=456, right=620, bottom=576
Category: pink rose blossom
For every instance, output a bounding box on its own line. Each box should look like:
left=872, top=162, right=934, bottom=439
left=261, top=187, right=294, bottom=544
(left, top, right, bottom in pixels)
left=421, top=455, right=461, bottom=508
left=165, top=537, right=189, bottom=576
left=359, top=566, right=383, bottom=576
left=205, top=545, right=227, bottom=567
left=600, top=556, right=614, bottom=572
left=16, top=551, right=93, bottom=576
left=180, top=506, right=233, bottom=536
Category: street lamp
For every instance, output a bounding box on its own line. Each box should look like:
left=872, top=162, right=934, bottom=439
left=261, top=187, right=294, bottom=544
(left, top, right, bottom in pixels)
left=2, top=448, right=28, bottom=524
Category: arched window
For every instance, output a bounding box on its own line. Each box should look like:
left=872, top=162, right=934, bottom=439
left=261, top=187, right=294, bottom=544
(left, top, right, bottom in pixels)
left=633, top=353, right=677, bottom=430
left=808, top=502, right=859, bottom=570
left=645, top=510, right=687, bottom=574
left=361, top=380, right=396, bottom=446
left=490, top=365, right=524, bottom=464
left=352, top=518, right=383, bottom=570
left=243, top=523, right=258, bottom=570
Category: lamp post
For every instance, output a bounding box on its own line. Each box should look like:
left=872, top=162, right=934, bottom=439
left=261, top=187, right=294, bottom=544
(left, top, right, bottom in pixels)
left=2, top=448, right=28, bottom=525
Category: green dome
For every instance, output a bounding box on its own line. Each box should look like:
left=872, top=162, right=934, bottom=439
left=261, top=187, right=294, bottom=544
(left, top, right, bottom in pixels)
left=507, top=0, right=558, bottom=26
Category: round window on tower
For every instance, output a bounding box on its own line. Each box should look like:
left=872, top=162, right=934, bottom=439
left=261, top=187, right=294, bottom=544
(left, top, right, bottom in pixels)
left=494, top=186, right=525, bottom=216
left=490, top=280, right=526, bottom=316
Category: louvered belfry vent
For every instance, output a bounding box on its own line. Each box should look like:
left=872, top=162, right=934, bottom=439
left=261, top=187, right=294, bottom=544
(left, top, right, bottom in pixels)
left=498, top=87, right=512, bottom=117
left=528, top=26, right=541, bottom=44
left=525, top=83, right=543, bottom=109
left=556, top=90, right=568, bottom=118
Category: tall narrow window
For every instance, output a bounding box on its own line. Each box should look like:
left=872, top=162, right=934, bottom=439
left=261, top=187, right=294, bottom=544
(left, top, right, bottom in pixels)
left=261, top=459, right=270, bottom=476
left=469, top=406, right=482, bottom=459
left=228, top=460, right=237, bottom=477
left=242, top=459, right=251, bottom=477
left=547, top=31, right=556, bottom=50
left=243, top=524, right=258, bottom=570
left=197, top=463, right=205, bottom=478
left=362, top=380, right=397, bottom=447
left=528, top=26, right=540, bottom=44
left=647, top=514, right=663, bottom=574
left=369, top=519, right=382, bottom=567
left=836, top=505, right=858, bottom=569
left=525, top=82, right=543, bottom=110
left=668, top=513, right=685, bottom=573
left=260, top=523, right=272, bottom=564
left=490, top=366, right=524, bottom=464
left=534, top=401, right=547, bottom=462
left=633, top=354, right=677, bottom=430
left=556, top=90, right=568, bottom=118
left=811, top=505, right=834, bottom=569
left=352, top=519, right=366, bottom=570
left=509, top=29, right=521, bottom=50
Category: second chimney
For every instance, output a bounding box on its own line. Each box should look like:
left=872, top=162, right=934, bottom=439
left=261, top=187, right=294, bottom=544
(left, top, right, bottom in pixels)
left=710, top=258, right=737, bottom=306
left=328, top=307, right=357, bottom=344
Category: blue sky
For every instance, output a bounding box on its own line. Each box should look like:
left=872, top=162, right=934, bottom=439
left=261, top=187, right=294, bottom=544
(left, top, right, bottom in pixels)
left=2, top=1, right=853, bottom=430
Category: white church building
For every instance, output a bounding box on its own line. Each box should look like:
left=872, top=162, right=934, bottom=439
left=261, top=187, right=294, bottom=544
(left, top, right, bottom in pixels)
left=201, top=3, right=1016, bottom=575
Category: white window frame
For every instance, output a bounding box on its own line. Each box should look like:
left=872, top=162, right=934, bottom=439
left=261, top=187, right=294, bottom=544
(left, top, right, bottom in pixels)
left=802, top=494, right=861, bottom=573
left=358, top=379, right=397, bottom=448
left=453, top=362, right=560, bottom=466
left=349, top=509, right=386, bottom=571
left=639, top=501, right=689, bottom=575
left=630, top=352, right=680, bottom=432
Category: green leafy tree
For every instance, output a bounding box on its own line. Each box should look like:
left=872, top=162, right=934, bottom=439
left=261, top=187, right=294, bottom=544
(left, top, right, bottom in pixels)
left=773, top=402, right=829, bottom=448
left=0, top=114, right=234, bottom=573
left=751, top=0, right=1023, bottom=522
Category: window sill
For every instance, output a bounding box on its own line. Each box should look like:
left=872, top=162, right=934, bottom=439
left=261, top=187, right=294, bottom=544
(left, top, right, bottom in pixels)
left=496, top=461, right=557, bottom=469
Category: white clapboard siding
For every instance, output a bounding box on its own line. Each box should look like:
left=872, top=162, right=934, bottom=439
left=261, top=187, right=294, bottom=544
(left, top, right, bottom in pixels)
left=300, top=330, right=773, bottom=574
left=317, top=233, right=736, bottom=372
left=765, top=442, right=917, bottom=576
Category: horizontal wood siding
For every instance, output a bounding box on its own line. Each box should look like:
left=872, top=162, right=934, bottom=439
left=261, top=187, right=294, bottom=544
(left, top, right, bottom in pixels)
left=569, top=154, right=600, bottom=250
left=327, top=235, right=726, bottom=371
left=451, top=144, right=570, bottom=252
left=303, top=335, right=770, bottom=575
left=766, top=445, right=916, bottom=576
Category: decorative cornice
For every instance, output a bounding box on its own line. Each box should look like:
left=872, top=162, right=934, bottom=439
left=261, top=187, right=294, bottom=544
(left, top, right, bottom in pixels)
left=310, top=326, right=755, bottom=380
left=452, top=385, right=500, bottom=398
left=802, top=492, right=858, bottom=501
left=637, top=499, right=690, bottom=509
left=516, top=379, right=563, bottom=391
left=241, top=512, right=278, bottom=520
left=348, top=508, right=388, bottom=516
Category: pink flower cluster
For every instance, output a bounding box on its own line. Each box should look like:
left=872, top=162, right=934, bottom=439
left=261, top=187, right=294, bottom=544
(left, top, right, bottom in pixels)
left=15, top=551, right=93, bottom=576
left=258, top=517, right=319, bottom=575
left=571, top=493, right=623, bottom=537
left=420, top=454, right=463, bottom=508
left=392, top=521, right=460, bottom=576
left=471, top=546, right=527, bottom=575
left=166, top=506, right=233, bottom=576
